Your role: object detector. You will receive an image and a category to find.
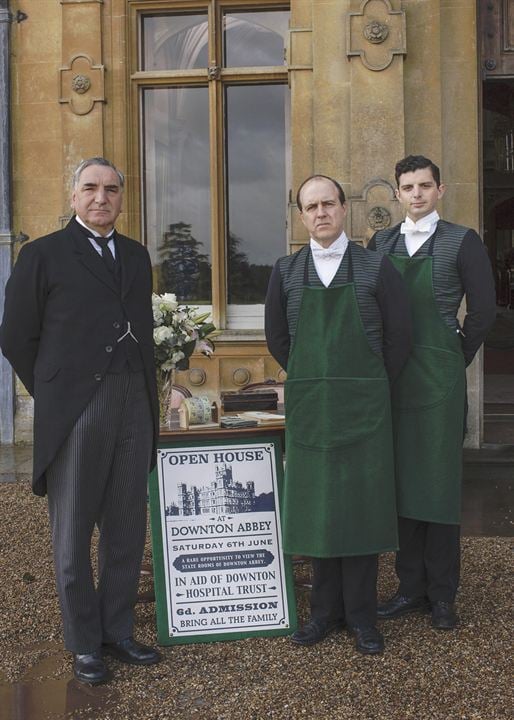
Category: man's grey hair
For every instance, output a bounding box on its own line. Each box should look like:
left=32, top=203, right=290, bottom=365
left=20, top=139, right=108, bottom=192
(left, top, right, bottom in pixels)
left=72, top=157, right=125, bottom=189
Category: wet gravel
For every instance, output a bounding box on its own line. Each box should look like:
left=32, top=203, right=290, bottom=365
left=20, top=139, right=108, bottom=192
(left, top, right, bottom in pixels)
left=0, top=480, right=512, bottom=720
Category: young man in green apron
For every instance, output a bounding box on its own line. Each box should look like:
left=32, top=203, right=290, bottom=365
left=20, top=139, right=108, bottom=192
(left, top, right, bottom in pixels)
left=369, top=155, right=496, bottom=630
left=265, top=175, right=412, bottom=654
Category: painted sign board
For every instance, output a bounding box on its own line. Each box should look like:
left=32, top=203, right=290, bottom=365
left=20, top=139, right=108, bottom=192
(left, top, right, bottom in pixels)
left=149, top=434, right=297, bottom=644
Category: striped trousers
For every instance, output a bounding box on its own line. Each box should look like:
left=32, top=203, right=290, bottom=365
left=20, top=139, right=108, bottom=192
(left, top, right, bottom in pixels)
left=46, top=372, right=153, bottom=653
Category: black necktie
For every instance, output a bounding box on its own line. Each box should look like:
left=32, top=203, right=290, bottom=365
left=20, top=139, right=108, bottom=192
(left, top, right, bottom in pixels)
left=94, top=235, right=116, bottom=275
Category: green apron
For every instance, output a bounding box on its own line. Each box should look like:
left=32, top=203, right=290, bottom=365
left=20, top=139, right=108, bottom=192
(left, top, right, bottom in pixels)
left=283, top=248, right=398, bottom=557
left=389, top=231, right=465, bottom=524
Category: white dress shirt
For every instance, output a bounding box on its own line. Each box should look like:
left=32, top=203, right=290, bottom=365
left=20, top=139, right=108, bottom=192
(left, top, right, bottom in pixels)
left=310, top=232, right=349, bottom=288
left=75, top=215, right=116, bottom=258
left=400, top=210, right=440, bottom=257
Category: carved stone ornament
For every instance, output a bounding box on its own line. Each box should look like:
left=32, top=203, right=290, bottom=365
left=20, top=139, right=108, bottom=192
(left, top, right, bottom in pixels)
left=59, top=54, right=105, bottom=115
left=348, top=179, right=401, bottom=245
left=368, top=206, right=391, bottom=230
left=188, top=368, right=207, bottom=386
left=346, top=0, right=406, bottom=72
left=363, top=21, right=389, bottom=44
left=233, top=368, right=251, bottom=386
left=71, top=74, right=91, bottom=94
left=208, top=65, right=221, bottom=81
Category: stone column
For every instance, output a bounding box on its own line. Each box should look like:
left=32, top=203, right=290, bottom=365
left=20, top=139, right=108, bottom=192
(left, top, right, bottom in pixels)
left=440, top=1, right=482, bottom=448
left=59, top=0, right=106, bottom=199
left=0, top=0, right=14, bottom=444
left=346, top=0, right=407, bottom=244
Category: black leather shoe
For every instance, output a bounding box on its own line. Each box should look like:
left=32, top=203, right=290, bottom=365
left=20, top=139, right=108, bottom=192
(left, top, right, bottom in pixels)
left=377, top=592, right=430, bottom=619
left=431, top=601, right=459, bottom=630
left=349, top=626, right=384, bottom=655
left=102, top=637, right=161, bottom=665
left=290, top=618, right=345, bottom=646
left=72, top=651, right=110, bottom=685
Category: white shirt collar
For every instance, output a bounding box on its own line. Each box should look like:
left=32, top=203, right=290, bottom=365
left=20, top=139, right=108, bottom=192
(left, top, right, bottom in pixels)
left=401, top=210, right=440, bottom=234
left=310, top=231, right=348, bottom=255
left=309, top=232, right=348, bottom=287
left=75, top=215, right=115, bottom=239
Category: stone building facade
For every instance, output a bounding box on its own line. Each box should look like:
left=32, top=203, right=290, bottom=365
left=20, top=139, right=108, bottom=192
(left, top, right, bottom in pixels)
left=0, top=0, right=512, bottom=447
left=166, top=465, right=256, bottom=516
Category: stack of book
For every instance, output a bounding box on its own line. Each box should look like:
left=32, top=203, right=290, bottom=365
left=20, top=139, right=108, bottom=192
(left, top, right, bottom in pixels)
left=221, top=390, right=278, bottom=412
left=220, top=411, right=285, bottom=428
left=220, top=415, right=258, bottom=428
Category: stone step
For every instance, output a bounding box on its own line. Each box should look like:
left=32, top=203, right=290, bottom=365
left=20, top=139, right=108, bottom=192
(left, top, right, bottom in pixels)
left=484, top=402, right=514, bottom=415
left=483, top=425, right=514, bottom=444
left=463, top=444, right=514, bottom=465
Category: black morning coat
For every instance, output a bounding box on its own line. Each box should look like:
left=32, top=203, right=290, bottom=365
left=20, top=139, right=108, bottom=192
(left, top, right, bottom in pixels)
left=0, top=218, right=159, bottom=496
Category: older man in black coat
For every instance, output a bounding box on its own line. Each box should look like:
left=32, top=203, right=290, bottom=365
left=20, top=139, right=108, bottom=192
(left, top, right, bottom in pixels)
left=0, top=157, right=160, bottom=684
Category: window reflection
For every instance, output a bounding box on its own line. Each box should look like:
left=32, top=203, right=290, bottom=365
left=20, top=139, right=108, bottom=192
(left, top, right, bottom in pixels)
left=143, top=87, right=212, bottom=303
left=139, top=7, right=291, bottom=329
left=225, top=84, right=288, bottom=320
left=142, top=13, right=208, bottom=71
left=223, top=10, right=289, bottom=68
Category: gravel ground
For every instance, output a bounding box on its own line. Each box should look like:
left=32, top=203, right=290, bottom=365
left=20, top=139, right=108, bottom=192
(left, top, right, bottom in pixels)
left=0, top=480, right=512, bottom=720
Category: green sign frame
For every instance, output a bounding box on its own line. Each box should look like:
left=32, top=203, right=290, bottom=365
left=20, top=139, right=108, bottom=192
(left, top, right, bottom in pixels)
left=149, top=433, right=297, bottom=645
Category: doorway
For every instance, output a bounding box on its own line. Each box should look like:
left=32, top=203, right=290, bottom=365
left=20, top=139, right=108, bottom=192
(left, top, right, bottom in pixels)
left=482, top=79, right=514, bottom=443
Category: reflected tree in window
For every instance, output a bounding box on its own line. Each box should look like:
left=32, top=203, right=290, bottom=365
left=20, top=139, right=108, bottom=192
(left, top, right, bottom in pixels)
left=158, top=222, right=211, bottom=302
left=140, top=6, right=290, bottom=329
left=228, top=232, right=272, bottom=304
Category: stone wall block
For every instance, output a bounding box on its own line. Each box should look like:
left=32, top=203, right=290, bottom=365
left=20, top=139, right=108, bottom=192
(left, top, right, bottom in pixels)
left=347, top=0, right=406, bottom=72
left=349, top=57, right=405, bottom=192
left=16, top=103, right=61, bottom=141
left=61, top=4, right=102, bottom=61
left=12, top=178, right=62, bottom=217
left=348, top=179, right=401, bottom=245
left=14, top=389, right=33, bottom=444
left=403, top=0, right=442, bottom=159
left=17, top=62, right=59, bottom=105
left=312, top=1, right=350, bottom=178
left=59, top=54, right=106, bottom=116
left=289, top=28, right=313, bottom=68
left=13, top=5, right=61, bottom=64
left=17, top=140, right=63, bottom=183
left=291, top=0, right=312, bottom=28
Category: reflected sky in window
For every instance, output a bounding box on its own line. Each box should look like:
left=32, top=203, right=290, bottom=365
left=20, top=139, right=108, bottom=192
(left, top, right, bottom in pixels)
left=142, top=14, right=208, bottom=70
left=142, top=10, right=288, bottom=71
left=223, top=11, right=289, bottom=67
left=143, top=87, right=212, bottom=303
left=226, top=83, right=288, bottom=267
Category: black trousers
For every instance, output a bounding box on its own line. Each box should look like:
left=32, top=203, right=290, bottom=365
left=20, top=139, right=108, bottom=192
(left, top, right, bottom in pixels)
left=46, top=372, right=153, bottom=653
left=396, top=516, right=460, bottom=603
left=310, top=555, right=378, bottom=628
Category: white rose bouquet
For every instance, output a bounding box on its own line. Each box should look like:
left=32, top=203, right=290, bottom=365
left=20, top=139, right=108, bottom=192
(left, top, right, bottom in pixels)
left=152, top=293, right=219, bottom=424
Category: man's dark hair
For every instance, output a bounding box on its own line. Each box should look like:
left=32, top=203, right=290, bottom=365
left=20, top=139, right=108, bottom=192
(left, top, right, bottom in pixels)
left=296, top=174, right=346, bottom=212
left=395, top=155, right=441, bottom=187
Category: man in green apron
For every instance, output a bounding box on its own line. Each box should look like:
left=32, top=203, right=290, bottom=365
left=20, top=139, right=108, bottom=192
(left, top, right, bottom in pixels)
left=265, top=175, right=412, bottom=654
left=370, top=155, right=496, bottom=630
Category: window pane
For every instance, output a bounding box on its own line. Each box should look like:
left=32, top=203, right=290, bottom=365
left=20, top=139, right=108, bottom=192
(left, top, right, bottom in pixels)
left=142, top=13, right=208, bottom=71
left=223, top=11, right=289, bottom=68
left=225, top=84, right=289, bottom=326
left=143, top=87, right=212, bottom=304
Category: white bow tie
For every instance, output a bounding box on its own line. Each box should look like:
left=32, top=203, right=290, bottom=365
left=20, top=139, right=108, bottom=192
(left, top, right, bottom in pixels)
left=312, top=247, right=344, bottom=260
left=400, top=217, right=433, bottom=234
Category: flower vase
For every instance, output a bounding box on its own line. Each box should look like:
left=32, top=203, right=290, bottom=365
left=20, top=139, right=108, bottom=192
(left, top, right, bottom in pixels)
left=158, top=370, right=175, bottom=429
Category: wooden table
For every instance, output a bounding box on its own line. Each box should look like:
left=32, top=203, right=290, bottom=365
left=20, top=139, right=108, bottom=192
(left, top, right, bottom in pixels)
left=159, top=413, right=285, bottom=449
